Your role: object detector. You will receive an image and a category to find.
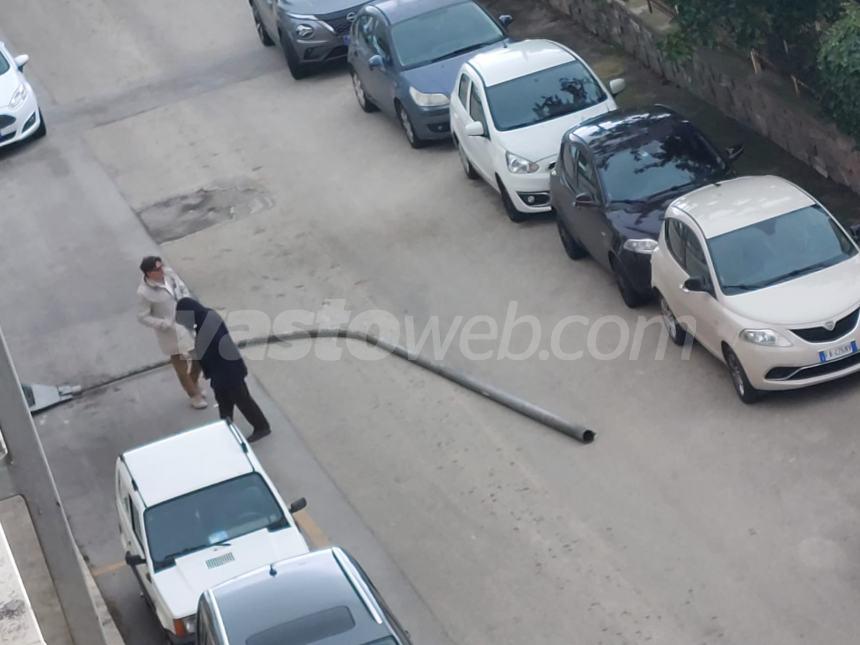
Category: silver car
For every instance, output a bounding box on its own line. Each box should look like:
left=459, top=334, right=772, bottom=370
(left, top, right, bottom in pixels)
left=248, top=0, right=371, bottom=79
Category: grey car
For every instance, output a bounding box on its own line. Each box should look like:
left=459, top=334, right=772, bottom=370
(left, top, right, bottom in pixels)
left=195, top=547, right=412, bottom=644
left=347, top=0, right=511, bottom=148
left=249, top=0, right=371, bottom=79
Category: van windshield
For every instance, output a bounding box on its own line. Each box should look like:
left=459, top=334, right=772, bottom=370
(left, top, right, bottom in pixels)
left=145, top=473, right=286, bottom=571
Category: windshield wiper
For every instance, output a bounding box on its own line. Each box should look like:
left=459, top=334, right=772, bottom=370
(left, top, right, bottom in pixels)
left=762, top=260, right=835, bottom=286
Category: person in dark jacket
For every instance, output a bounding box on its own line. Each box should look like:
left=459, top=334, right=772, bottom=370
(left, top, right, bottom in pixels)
left=175, top=298, right=271, bottom=442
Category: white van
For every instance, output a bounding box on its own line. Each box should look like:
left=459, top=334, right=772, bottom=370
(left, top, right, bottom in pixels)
left=115, top=420, right=309, bottom=643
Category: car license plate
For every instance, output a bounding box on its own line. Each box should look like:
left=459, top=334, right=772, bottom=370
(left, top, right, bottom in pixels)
left=342, top=34, right=351, bottom=46
left=819, top=340, right=858, bottom=363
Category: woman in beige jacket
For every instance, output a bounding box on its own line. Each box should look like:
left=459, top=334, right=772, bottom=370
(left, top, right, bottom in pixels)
left=136, top=256, right=207, bottom=409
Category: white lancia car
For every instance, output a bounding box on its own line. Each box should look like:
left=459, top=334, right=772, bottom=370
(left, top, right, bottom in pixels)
left=450, top=39, right=624, bottom=221
left=652, top=175, right=860, bottom=403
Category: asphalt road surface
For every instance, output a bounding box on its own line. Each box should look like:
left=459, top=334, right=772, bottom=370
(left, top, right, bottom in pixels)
left=2, top=0, right=860, bottom=643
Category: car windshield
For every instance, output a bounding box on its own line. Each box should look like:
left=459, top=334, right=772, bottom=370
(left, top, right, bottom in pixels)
left=390, top=2, right=504, bottom=70
left=486, top=60, right=607, bottom=131
left=145, top=473, right=286, bottom=571
left=708, top=205, right=858, bottom=295
left=597, top=121, right=726, bottom=202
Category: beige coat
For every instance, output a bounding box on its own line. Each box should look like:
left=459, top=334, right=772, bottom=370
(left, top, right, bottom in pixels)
left=136, top=267, right=195, bottom=356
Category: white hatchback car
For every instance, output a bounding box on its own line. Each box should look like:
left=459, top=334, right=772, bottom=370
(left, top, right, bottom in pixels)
left=116, top=420, right=309, bottom=643
left=652, top=175, right=860, bottom=403
left=0, top=42, right=44, bottom=148
left=450, top=39, right=623, bottom=222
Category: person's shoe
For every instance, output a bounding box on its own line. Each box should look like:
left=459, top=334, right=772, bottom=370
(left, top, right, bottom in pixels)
left=190, top=395, right=208, bottom=410
left=247, top=428, right=271, bottom=443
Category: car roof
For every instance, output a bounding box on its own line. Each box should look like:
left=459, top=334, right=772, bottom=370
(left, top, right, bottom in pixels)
left=669, top=176, right=816, bottom=238
left=467, top=39, right=575, bottom=87
left=211, top=548, right=393, bottom=644
left=568, top=105, right=687, bottom=148
left=120, top=420, right=253, bottom=507
left=371, top=0, right=476, bottom=24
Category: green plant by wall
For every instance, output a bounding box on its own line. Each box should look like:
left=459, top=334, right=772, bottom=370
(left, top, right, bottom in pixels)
left=819, top=5, right=860, bottom=139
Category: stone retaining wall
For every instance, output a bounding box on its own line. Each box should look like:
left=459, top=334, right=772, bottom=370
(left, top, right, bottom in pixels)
left=544, top=0, right=860, bottom=195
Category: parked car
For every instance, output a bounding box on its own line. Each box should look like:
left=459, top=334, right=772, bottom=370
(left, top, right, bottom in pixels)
left=116, top=420, right=310, bottom=643
left=248, top=0, right=370, bottom=79
left=451, top=39, right=624, bottom=222
left=551, top=106, right=743, bottom=307
left=196, top=547, right=412, bottom=644
left=652, top=175, right=860, bottom=403
left=348, top=0, right=512, bottom=148
left=0, top=42, right=44, bottom=149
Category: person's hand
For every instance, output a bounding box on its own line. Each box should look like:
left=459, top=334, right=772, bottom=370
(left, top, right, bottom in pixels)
left=159, top=320, right=174, bottom=331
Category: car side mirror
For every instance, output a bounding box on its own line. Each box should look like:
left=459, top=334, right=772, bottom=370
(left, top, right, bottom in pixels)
left=125, top=552, right=146, bottom=567
left=608, top=78, right=626, bottom=96
left=683, top=276, right=711, bottom=294
left=14, top=54, right=30, bottom=71
left=575, top=193, right=596, bottom=207
left=499, top=14, right=513, bottom=27
left=726, top=144, right=744, bottom=162
left=289, top=497, right=307, bottom=514
left=368, top=55, right=384, bottom=71
left=464, top=121, right=485, bottom=137
left=848, top=223, right=860, bottom=242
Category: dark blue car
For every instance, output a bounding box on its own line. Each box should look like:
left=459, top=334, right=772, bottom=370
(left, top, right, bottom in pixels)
left=347, top=0, right=512, bottom=148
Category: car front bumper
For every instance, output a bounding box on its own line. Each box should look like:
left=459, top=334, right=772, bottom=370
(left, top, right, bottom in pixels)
left=616, top=248, right=655, bottom=297
left=288, top=24, right=351, bottom=64
left=404, top=102, right=451, bottom=141
left=498, top=169, right=555, bottom=213
left=731, top=334, right=860, bottom=391
left=0, top=86, right=40, bottom=148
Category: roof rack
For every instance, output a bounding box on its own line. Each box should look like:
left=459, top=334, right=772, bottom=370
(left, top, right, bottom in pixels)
left=331, top=548, right=383, bottom=625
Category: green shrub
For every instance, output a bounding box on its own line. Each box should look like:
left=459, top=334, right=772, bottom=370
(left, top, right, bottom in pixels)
left=819, top=5, right=860, bottom=138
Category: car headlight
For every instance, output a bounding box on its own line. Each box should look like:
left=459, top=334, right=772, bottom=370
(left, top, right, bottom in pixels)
left=506, top=151, right=540, bottom=174
left=740, top=329, right=792, bottom=347
left=623, top=238, right=659, bottom=254
left=295, top=24, right=315, bottom=39
left=408, top=86, right=449, bottom=108
left=8, top=83, right=28, bottom=109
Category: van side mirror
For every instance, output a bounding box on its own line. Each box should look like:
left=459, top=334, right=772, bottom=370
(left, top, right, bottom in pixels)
left=609, top=78, right=626, bottom=96
left=683, top=276, right=711, bottom=294
left=368, top=55, right=384, bottom=71
left=726, top=144, right=744, bottom=162
left=499, top=14, right=513, bottom=27
left=13, top=54, right=29, bottom=71
left=289, top=497, right=307, bottom=514
left=848, top=223, right=860, bottom=242
left=464, top=121, right=485, bottom=137
left=125, top=552, right=146, bottom=567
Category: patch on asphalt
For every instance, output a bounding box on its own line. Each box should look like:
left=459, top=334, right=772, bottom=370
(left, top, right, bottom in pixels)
left=136, top=180, right=274, bottom=243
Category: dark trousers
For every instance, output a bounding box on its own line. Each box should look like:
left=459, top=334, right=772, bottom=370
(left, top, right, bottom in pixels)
left=214, top=380, right=270, bottom=433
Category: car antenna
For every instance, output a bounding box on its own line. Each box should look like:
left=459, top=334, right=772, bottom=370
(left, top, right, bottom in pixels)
left=269, top=564, right=277, bottom=577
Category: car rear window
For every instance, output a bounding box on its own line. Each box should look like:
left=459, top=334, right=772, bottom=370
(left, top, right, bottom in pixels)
left=247, top=606, right=355, bottom=645
left=486, top=60, right=607, bottom=131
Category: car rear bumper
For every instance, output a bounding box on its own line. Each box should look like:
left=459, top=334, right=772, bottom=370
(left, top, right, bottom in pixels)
left=0, top=88, right=40, bottom=148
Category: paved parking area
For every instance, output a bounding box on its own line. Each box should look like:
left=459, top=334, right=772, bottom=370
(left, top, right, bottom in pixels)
left=2, top=0, right=860, bottom=643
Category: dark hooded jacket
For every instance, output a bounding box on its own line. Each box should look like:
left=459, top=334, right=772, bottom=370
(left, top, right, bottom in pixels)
left=175, top=298, right=248, bottom=388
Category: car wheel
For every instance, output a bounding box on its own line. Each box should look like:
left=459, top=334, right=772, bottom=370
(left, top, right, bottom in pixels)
left=282, top=35, right=309, bottom=79
left=33, top=111, right=46, bottom=139
left=253, top=8, right=275, bottom=46
left=351, top=70, right=377, bottom=113
left=557, top=219, right=587, bottom=259
left=659, top=294, right=688, bottom=346
left=498, top=180, right=527, bottom=223
left=723, top=346, right=763, bottom=404
left=396, top=103, right=426, bottom=149
left=454, top=136, right=478, bottom=179
left=610, top=256, right=645, bottom=308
